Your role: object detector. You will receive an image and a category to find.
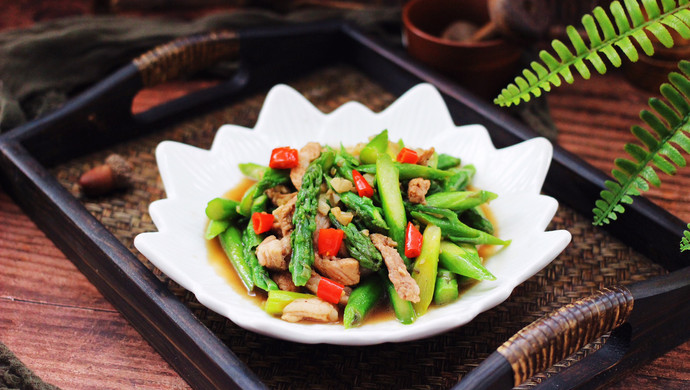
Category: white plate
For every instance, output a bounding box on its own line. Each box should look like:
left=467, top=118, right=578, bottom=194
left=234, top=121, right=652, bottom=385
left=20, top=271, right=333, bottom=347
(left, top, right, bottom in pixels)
left=134, top=83, right=571, bottom=345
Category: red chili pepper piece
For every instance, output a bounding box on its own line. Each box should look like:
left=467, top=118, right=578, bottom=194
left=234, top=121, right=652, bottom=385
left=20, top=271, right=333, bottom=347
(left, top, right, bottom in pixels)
left=269, top=147, right=299, bottom=169
left=317, top=276, right=345, bottom=304
left=318, top=228, right=344, bottom=257
left=404, top=222, right=423, bottom=258
left=397, top=147, right=419, bottom=164
left=351, top=169, right=374, bottom=198
left=252, top=212, right=274, bottom=234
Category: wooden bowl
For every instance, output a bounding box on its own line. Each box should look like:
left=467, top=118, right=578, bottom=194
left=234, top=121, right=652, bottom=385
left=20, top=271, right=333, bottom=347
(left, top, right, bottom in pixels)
left=402, top=0, right=522, bottom=100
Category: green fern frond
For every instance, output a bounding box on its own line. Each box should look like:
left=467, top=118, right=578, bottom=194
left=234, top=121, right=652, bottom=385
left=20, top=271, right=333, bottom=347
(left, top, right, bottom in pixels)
left=494, top=0, right=690, bottom=107
left=593, top=60, right=690, bottom=225
left=680, top=223, right=690, bottom=251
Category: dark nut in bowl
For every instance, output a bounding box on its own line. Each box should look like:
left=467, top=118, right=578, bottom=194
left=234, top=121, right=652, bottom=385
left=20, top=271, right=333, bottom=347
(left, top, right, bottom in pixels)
left=402, top=0, right=522, bottom=100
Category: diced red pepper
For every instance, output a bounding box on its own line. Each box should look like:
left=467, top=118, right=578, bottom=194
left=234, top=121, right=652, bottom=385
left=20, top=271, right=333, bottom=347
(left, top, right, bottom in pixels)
left=252, top=212, right=274, bottom=234
left=352, top=169, right=374, bottom=198
left=397, top=147, right=419, bottom=164
left=317, top=228, right=344, bottom=257
left=404, top=222, right=423, bottom=258
left=269, top=147, right=299, bottom=169
left=317, top=276, right=345, bottom=304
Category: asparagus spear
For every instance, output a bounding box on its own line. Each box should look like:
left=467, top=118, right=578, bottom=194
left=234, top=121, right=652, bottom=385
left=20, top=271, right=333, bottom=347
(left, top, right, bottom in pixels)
left=433, top=268, right=459, bottom=305
left=375, top=154, right=410, bottom=266
left=409, top=204, right=509, bottom=246
left=218, top=225, right=254, bottom=291
left=380, top=270, right=416, bottom=324
left=359, top=129, right=389, bottom=164
left=242, top=194, right=278, bottom=292
left=436, top=153, right=461, bottom=170
left=333, top=144, right=360, bottom=181
left=443, top=165, right=475, bottom=192
left=238, top=162, right=267, bottom=181
left=439, top=241, right=496, bottom=281
left=338, top=191, right=389, bottom=232
left=411, top=225, right=442, bottom=315
left=357, top=163, right=454, bottom=181
left=205, top=198, right=241, bottom=221
left=205, top=219, right=230, bottom=240
left=343, top=275, right=384, bottom=328
left=264, top=290, right=315, bottom=315
left=460, top=206, right=494, bottom=234
left=290, top=150, right=335, bottom=286
left=425, top=190, right=497, bottom=212
left=328, top=212, right=383, bottom=271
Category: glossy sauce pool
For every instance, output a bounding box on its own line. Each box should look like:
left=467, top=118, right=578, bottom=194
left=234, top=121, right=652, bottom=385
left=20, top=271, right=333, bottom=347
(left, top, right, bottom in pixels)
left=206, top=178, right=499, bottom=325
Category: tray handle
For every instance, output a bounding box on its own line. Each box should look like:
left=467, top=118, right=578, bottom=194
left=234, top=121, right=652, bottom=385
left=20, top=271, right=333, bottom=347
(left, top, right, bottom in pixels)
left=132, top=30, right=239, bottom=88
left=497, top=285, right=634, bottom=386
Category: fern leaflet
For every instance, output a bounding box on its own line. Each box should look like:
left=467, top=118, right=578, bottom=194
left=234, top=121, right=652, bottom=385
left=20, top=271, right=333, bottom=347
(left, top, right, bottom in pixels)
left=680, top=223, right=690, bottom=251
left=593, top=60, right=690, bottom=225
left=494, top=0, right=690, bottom=107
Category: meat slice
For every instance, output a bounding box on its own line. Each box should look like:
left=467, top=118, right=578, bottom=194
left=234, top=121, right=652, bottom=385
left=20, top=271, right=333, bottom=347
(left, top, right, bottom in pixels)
left=408, top=178, right=431, bottom=205
left=370, top=233, right=420, bottom=303
left=416, top=147, right=436, bottom=166
left=314, top=254, right=360, bottom=286
left=272, top=194, right=297, bottom=237
left=290, top=142, right=322, bottom=190
left=281, top=298, right=339, bottom=323
left=272, top=271, right=299, bottom=292
left=265, top=185, right=297, bottom=207
left=256, top=234, right=291, bottom=271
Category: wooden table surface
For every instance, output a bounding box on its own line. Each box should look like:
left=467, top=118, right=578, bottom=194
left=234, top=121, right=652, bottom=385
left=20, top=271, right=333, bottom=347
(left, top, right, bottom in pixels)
left=1, top=3, right=689, bottom=390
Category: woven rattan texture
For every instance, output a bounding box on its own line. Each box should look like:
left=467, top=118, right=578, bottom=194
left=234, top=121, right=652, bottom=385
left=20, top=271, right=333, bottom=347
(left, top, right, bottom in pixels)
left=53, top=66, right=666, bottom=390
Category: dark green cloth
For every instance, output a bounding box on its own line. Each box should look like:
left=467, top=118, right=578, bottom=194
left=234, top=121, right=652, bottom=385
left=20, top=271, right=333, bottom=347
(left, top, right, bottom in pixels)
left=0, top=8, right=401, bottom=131
left=0, top=342, right=60, bottom=390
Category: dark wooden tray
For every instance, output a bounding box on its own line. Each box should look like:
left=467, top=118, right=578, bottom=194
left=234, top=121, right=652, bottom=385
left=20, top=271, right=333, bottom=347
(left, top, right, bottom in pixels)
left=0, top=21, right=687, bottom=389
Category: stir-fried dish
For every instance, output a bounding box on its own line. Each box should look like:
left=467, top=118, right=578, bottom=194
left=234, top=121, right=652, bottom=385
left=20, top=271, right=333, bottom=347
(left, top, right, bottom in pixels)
left=204, top=129, right=510, bottom=327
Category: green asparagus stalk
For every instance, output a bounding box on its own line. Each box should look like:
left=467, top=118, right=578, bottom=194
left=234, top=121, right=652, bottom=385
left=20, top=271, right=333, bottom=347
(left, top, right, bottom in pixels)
left=380, top=270, right=416, bottom=324
left=290, top=150, right=335, bottom=286
left=425, top=190, right=497, bottom=212
left=334, top=145, right=359, bottom=181
left=357, top=163, right=454, bottom=181
left=359, top=129, right=389, bottom=164
left=438, top=241, right=496, bottom=281
left=239, top=162, right=267, bottom=180
left=343, top=275, right=384, bottom=328
left=460, top=207, right=494, bottom=234
left=255, top=168, right=290, bottom=196
left=375, top=154, right=410, bottom=266
left=433, top=268, right=459, bottom=305
left=218, top=225, right=254, bottom=291
left=237, top=182, right=258, bottom=217
left=243, top=195, right=279, bottom=292
left=328, top=212, right=383, bottom=271
left=205, top=197, right=241, bottom=221
left=436, top=153, right=461, bottom=170
left=410, top=204, right=509, bottom=246
left=205, top=219, right=230, bottom=240
left=338, top=191, right=389, bottom=232
left=264, top=290, right=315, bottom=315
left=411, top=225, right=442, bottom=315
left=443, top=165, right=475, bottom=192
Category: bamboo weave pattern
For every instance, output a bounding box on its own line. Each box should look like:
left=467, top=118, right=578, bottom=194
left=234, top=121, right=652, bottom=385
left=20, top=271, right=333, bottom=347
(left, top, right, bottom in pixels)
left=133, top=30, right=239, bottom=87
left=498, top=285, right=634, bottom=386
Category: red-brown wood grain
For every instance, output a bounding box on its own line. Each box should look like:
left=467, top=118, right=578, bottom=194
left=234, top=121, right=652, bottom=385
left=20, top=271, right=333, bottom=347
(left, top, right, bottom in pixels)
left=0, top=191, right=190, bottom=390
